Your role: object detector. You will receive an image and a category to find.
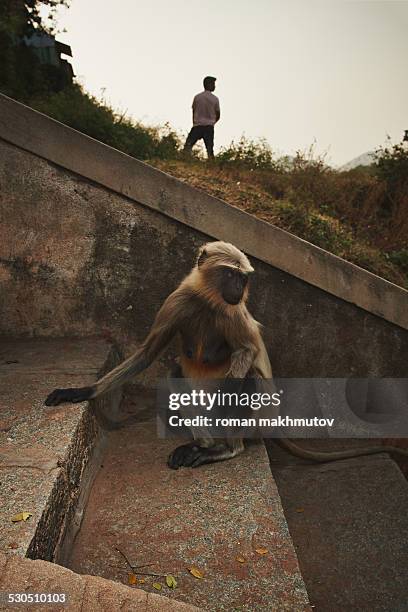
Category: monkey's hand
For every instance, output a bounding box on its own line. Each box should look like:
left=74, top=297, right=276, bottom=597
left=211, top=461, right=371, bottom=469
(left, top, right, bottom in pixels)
left=44, top=386, right=94, bottom=406
left=227, top=347, right=255, bottom=379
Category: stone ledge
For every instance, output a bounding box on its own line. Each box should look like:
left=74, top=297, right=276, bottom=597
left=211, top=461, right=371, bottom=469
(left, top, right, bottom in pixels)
left=0, top=552, right=200, bottom=611
left=0, top=337, right=121, bottom=562
left=0, top=93, right=406, bottom=330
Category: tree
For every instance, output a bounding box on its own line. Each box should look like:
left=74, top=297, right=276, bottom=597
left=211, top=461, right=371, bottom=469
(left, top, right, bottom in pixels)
left=0, top=1, right=69, bottom=37
left=0, top=0, right=70, bottom=101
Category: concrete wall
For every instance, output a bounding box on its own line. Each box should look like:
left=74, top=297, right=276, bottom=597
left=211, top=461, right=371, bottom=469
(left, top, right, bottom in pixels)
left=0, top=138, right=406, bottom=377
left=0, top=95, right=407, bottom=377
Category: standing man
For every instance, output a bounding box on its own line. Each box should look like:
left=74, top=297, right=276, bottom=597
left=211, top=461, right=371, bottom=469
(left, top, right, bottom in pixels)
left=184, top=76, right=220, bottom=159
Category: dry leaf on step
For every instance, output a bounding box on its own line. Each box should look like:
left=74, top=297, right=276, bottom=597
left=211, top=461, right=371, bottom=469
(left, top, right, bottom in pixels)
left=188, top=566, right=204, bottom=579
left=11, top=512, right=32, bottom=523
left=166, top=575, right=177, bottom=589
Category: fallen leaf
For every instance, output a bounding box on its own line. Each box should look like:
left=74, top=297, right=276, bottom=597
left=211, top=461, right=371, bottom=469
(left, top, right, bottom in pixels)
left=11, top=512, right=32, bottom=523
left=189, top=566, right=204, bottom=579
left=128, top=573, right=137, bottom=585
left=166, top=574, right=177, bottom=589
left=296, top=508, right=305, bottom=513
left=153, top=583, right=162, bottom=591
left=139, top=578, right=145, bottom=584
left=255, top=547, right=268, bottom=555
left=236, top=555, right=246, bottom=563
left=8, top=542, right=18, bottom=549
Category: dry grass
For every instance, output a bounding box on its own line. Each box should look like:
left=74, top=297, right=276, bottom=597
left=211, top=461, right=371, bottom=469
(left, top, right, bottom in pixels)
left=149, top=159, right=407, bottom=289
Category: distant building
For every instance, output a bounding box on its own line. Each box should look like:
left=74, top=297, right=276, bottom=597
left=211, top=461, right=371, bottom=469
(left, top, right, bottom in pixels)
left=23, top=32, right=74, bottom=82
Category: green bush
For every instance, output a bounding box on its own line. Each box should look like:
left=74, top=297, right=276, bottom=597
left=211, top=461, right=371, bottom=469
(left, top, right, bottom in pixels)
left=31, top=85, right=183, bottom=160
left=388, top=249, right=408, bottom=276
left=374, top=142, right=408, bottom=191
left=0, top=0, right=70, bottom=101
left=216, top=136, right=288, bottom=170
left=218, top=139, right=406, bottom=253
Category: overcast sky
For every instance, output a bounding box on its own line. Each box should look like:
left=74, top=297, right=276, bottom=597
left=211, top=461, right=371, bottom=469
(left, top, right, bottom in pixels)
left=54, top=0, right=408, bottom=166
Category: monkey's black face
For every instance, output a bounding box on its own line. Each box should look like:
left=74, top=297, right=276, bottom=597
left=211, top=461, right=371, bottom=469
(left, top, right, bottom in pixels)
left=220, top=267, right=249, bottom=305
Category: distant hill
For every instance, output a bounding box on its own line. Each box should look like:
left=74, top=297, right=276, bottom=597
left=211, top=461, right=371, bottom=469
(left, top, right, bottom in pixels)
left=340, top=151, right=375, bottom=171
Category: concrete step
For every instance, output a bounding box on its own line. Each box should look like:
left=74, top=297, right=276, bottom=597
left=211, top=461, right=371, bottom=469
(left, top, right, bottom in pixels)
left=0, top=552, right=199, bottom=611
left=0, top=337, right=121, bottom=563
left=68, top=391, right=310, bottom=611
left=266, top=440, right=408, bottom=611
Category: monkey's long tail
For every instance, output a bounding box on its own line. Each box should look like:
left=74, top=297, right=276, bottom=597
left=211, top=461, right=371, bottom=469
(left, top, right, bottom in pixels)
left=276, top=438, right=408, bottom=462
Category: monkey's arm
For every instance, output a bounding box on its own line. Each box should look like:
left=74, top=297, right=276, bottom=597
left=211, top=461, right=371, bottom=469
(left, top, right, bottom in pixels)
left=45, top=292, right=184, bottom=406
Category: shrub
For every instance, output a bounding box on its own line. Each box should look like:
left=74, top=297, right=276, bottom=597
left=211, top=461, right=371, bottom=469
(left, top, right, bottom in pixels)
left=31, top=85, right=183, bottom=160
left=374, top=142, right=408, bottom=192
left=216, top=136, right=286, bottom=170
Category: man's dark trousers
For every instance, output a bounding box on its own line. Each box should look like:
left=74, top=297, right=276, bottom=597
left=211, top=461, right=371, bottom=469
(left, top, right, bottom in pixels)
left=184, top=125, right=214, bottom=158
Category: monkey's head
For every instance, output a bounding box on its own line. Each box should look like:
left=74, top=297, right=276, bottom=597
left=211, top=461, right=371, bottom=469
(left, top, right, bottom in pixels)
left=195, top=241, right=254, bottom=307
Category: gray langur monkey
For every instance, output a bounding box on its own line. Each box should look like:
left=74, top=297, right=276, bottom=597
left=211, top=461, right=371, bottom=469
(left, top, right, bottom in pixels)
left=45, top=241, right=408, bottom=468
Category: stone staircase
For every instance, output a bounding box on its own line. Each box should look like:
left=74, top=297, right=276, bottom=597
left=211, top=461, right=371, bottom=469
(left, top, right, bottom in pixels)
left=0, top=339, right=310, bottom=610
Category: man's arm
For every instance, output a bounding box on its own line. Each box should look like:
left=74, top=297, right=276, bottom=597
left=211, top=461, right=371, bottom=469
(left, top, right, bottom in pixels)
left=192, top=96, right=197, bottom=123
left=215, top=98, right=220, bottom=123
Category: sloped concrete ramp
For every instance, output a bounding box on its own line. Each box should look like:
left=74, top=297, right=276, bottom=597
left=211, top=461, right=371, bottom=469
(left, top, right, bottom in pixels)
left=0, top=94, right=406, bottom=330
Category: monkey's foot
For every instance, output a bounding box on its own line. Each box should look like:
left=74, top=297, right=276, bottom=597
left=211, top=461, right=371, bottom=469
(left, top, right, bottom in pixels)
left=167, top=442, right=241, bottom=469
left=44, top=386, right=93, bottom=406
